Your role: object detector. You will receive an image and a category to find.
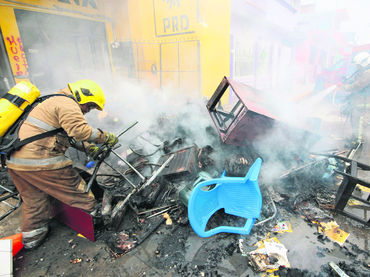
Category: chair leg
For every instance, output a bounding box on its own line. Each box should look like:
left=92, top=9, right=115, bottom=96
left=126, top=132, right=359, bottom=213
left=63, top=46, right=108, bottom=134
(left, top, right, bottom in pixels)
left=335, top=177, right=356, bottom=211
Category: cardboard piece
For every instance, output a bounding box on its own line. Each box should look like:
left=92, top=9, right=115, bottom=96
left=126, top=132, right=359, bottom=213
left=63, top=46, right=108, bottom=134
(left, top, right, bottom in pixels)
left=318, top=221, right=349, bottom=246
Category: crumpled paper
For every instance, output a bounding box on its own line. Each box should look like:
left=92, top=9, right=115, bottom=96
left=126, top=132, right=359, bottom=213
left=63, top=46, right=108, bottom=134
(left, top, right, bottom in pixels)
left=248, top=237, right=290, bottom=272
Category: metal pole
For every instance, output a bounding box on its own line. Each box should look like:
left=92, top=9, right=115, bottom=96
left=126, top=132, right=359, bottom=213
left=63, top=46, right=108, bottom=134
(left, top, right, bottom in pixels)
left=117, top=121, right=139, bottom=138
left=111, top=149, right=146, bottom=181
left=103, top=160, right=137, bottom=189
left=110, top=154, right=175, bottom=220
left=140, top=154, right=174, bottom=190
left=111, top=188, right=136, bottom=219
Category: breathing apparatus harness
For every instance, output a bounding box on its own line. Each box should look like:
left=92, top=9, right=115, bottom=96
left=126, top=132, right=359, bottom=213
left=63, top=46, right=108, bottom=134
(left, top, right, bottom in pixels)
left=0, top=94, right=75, bottom=167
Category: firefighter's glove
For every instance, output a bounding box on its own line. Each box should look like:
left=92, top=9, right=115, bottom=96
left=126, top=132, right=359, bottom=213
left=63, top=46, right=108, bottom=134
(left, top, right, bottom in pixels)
left=105, top=132, right=118, bottom=148
left=87, top=144, right=99, bottom=159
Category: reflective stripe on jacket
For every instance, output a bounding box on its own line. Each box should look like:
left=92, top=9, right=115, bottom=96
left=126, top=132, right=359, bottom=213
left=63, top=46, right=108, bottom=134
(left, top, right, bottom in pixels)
left=7, top=88, right=106, bottom=171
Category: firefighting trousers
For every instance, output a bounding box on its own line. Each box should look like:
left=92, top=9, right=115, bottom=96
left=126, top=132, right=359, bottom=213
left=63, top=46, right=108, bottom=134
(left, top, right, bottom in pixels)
left=8, top=166, right=96, bottom=232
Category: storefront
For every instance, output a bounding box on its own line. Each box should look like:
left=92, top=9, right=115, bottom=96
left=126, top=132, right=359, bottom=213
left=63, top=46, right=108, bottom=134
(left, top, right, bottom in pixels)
left=0, top=0, right=113, bottom=94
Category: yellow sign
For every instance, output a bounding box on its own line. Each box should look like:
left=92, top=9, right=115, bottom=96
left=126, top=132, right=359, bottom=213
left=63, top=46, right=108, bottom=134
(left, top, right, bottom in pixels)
left=153, top=0, right=198, bottom=37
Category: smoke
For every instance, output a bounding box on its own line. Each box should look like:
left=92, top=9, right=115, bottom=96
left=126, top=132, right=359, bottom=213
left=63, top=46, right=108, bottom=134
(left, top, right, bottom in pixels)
left=86, top=77, right=218, bottom=158
left=13, top=1, right=368, bottom=180
left=15, top=5, right=219, bottom=165
left=315, top=0, right=370, bottom=44
left=225, top=0, right=370, bottom=182
left=246, top=82, right=353, bottom=182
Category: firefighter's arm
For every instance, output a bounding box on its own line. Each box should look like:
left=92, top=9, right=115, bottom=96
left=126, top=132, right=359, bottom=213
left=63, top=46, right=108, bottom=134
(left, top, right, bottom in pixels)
left=71, top=141, right=99, bottom=158
left=55, top=97, right=117, bottom=146
left=344, top=70, right=370, bottom=92
left=71, top=141, right=91, bottom=152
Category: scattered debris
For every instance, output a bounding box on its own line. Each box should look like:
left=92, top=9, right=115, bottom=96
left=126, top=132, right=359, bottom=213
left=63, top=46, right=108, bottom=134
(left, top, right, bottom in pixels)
left=224, top=153, right=252, bottom=177
left=294, top=195, right=334, bottom=222
left=271, top=221, right=292, bottom=233
left=107, top=232, right=136, bottom=256
left=158, top=144, right=199, bottom=180
left=329, top=261, right=350, bottom=277
left=2, top=106, right=369, bottom=276
left=163, top=213, right=172, bottom=225
left=70, top=258, right=82, bottom=264
left=317, top=221, right=350, bottom=246
left=248, top=237, right=290, bottom=272
left=0, top=169, right=21, bottom=221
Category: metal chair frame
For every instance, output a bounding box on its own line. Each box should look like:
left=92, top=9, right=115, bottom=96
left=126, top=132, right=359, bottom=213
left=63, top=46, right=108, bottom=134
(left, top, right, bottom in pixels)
left=0, top=184, right=21, bottom=221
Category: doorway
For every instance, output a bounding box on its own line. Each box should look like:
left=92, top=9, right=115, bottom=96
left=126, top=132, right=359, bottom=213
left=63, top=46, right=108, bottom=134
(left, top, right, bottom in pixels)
left=15, top=9, right=111, bottom=93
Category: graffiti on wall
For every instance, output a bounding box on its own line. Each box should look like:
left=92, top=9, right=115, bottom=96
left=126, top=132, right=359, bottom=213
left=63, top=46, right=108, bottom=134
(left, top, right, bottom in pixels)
left=5, top=35, right=28, bottom=77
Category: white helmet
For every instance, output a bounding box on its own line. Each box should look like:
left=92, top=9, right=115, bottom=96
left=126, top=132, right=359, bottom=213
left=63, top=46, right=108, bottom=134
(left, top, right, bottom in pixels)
left=353, top=52, right=370, bottom=67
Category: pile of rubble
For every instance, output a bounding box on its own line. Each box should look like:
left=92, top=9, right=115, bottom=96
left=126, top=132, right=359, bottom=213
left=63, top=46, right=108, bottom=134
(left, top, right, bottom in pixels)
left=2, top=77, right=369, bottom=276
left=65, top=127, right=368, bottom=276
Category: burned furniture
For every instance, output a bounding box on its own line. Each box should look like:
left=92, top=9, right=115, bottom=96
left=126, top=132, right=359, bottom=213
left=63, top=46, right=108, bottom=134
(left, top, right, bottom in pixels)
left=51, top=122, right=176, bottom=241
left=0, top=184, right=21, bottom=222
left=206, top=76, right=318, bottom=148
left=158, top=144, right=199, bottom=180
left=0, top=169, right=21, bottom=221
left=207, top=77, right=275, bottom=145
left=330, top=155, right=370, bottom=226
left=314, top=153, right=370, bottom=225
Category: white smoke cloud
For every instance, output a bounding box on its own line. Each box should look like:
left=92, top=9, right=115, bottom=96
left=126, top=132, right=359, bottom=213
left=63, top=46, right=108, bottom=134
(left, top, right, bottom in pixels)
left=86, top=77, right=218, bottom=158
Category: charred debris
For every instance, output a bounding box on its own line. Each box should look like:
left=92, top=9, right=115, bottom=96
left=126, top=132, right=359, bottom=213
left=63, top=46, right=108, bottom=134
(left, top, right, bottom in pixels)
left=64, top=113, right=368, bottom=276
left=76, top=77, right=368, bottom=276
left=2, top=77, right=369, bottom=276
left=69, top=118, right=368, bottom=276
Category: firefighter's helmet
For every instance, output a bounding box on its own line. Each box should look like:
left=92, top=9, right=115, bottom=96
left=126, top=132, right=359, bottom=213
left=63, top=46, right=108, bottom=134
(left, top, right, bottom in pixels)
left=353, top=52, right=370, bottom=67
left=68, top=79, right=105, bottom=110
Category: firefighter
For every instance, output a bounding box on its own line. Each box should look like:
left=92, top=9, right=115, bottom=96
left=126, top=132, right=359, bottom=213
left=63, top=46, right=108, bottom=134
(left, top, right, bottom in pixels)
left=342, top=52, right=370, bottom=145
left=6, top=79, right=118, bottom=250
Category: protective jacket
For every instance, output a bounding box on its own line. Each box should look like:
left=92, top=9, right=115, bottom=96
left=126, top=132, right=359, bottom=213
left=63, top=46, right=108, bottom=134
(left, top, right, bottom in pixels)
left=7, top=88, right=106, bottom=171
left=344, top=68, right=370, bottom=92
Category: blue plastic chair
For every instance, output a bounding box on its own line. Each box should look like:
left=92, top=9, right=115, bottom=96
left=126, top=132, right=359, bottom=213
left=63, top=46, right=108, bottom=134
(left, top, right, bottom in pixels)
left=188, top=158, right=262, bottom=237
